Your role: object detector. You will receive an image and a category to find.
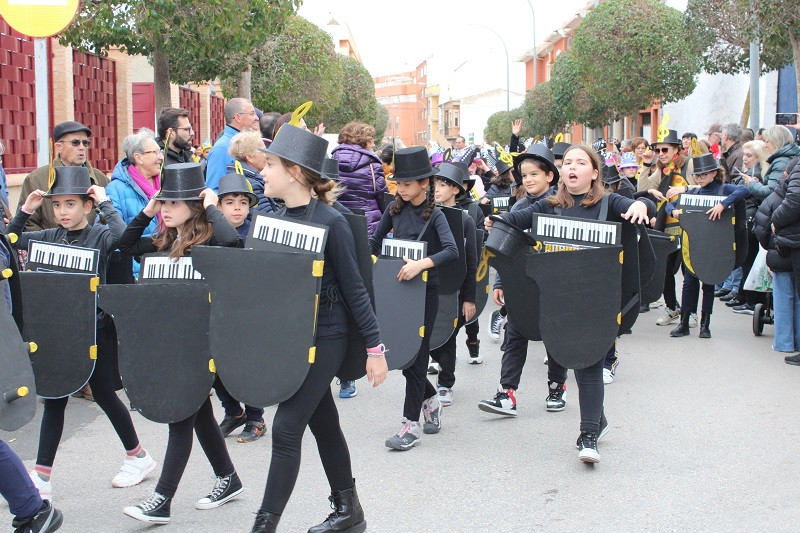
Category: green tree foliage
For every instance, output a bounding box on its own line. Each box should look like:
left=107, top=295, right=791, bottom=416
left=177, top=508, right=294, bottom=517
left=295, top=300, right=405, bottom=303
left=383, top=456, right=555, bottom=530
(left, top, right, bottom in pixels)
left=484, top=110, right=523, bottom=145
left=559, top=0, right=701, bottom=128
left=686, top=0, right=800, bottom=109
left=373, top=103, right=390, bottom=141
left=324, top=55, right=378, bottom=131
left=58, top=0, right=299, bottom=111
left=521, top=80, right=566, bottom=138
left=549, top=49, right=608, bottom=129
left=242, top=16, right=343, bottom=124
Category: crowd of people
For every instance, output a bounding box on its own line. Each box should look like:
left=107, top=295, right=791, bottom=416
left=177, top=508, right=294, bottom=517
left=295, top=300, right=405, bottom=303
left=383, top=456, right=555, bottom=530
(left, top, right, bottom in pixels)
left=1, top=97, right=799, bottom=533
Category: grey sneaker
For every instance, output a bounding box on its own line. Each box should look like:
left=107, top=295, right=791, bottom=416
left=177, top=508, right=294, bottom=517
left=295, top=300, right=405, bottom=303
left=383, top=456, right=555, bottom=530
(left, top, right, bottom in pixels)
left=385, top=419, right=421, bottom=450
left=656, top=307, right=680, bottom=326
left=437, top=386, right=453, bottom=407
left=421, top=396, right=442, bottom=434
left=688, top=313, right=698, bottom=328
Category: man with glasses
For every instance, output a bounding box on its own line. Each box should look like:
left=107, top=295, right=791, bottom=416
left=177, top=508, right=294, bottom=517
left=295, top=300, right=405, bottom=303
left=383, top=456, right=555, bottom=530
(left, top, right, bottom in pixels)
left=17, top=121, right=109, bottom=231
left=205, top=98, right=260, bottom=191
left=156, top=108, right=195, bottom=166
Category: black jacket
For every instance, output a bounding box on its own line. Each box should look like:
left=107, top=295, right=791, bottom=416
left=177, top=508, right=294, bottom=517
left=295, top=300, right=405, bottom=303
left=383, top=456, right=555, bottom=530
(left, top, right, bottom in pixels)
left=771, top=162, right=800, bottom=250
left=753, top=178, right=791, bottom=272
left=156, top=138, right=194, bottom=166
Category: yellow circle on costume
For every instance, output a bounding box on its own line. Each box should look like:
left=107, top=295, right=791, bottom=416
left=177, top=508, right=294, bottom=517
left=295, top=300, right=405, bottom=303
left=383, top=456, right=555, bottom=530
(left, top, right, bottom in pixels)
left=0, top=0, right=80, bottom=38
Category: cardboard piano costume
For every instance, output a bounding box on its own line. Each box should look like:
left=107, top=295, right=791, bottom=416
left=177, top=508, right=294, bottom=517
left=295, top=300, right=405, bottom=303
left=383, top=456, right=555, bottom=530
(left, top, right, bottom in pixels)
left=0, top=269, right=36, bottom=432
left=678, top=155, right=748, bottom=285
left=640, top=229, right=679, bottom=305
left=98, top=163, right=216, bottom=423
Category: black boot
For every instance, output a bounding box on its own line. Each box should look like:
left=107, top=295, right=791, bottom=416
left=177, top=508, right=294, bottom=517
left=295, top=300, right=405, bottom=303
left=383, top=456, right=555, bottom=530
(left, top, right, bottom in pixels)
left=467, top=339, right=480, bottom=359
left=699, top=313, right=711, bottom=338
left=252, top=509, right=281, bottom=533
left=669, top=311, right=691, bottom=337
left=308, top=482, right=366, bottom=533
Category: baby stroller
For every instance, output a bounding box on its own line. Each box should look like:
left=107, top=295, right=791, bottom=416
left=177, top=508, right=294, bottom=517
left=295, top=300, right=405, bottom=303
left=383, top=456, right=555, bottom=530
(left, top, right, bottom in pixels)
left=746, top=249, right=773, bottom=336
left=753, top=293, right=774, bottom=336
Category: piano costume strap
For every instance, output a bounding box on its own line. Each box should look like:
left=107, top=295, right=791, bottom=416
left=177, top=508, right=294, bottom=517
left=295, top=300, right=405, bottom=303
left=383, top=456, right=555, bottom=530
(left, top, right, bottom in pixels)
left=391, top=214, right=432, bottom=242
left=553, top=194, right=610, bottom=221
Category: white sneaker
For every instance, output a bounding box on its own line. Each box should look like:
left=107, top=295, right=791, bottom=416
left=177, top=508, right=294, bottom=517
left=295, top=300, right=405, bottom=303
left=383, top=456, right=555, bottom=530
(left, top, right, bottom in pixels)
left=469, top=354, right=483, bottom=364
left=437, top=386, right=453, bottom=407
left=29, top=470, right=53, bottom=501
left=603, top=368, right=615, bottom=384
left=688, top=313, right=698, bottom=328
left=656, top=307, right=680, bottom=326
left=427, top=360, right=440, bottom=374
left=112, top=451, right=157, bottom=488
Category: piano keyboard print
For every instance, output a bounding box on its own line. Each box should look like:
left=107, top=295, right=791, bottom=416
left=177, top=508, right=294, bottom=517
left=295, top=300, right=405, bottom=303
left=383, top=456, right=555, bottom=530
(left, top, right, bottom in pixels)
left=679, top=194, right=728, bottom=209
left=533, top=214, right=621, bottom=250
left=27, top=241, right=98, bottom=273
left=492, top=196, right=510, bottom=212
left=141, top=256, right=203, bottom=280
left=251, top=215, right=327, bottom=254
left=381, top=238, right=427, bottom=261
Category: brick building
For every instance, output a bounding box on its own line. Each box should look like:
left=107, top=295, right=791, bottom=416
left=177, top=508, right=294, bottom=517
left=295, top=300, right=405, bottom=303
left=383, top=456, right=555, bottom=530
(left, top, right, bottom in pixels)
left=374, top=70, right=425, bottom=147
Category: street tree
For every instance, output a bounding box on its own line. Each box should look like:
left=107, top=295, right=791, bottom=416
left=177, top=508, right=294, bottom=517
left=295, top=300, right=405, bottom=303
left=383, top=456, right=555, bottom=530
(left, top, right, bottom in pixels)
left=686, top=0, right=800, bottom=110
left=59, top=0, right=299, bottom=113
left=521, top=80, right=566, bottom=138
left=324, top=55, right=378, bottom=132
left=243, top=16, right=343, bottom=123
left=484, top=110, right=522, bottom=146
left=373, top=102, right=390, bottom=141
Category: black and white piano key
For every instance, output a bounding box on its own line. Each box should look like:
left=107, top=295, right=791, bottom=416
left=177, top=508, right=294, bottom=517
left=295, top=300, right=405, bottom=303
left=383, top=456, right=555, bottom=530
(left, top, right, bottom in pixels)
left=534, top=215, right=619, bottom=246
left=679, top=194, right=728, bottom=208
left=381, top=238, right=427, bottom=261
left=27, top=241, right=97, bottom=273
left=251, top=216, right=327, bottom=254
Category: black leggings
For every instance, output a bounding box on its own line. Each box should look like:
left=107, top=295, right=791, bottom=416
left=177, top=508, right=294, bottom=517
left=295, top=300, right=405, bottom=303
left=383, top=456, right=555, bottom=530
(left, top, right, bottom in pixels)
left=499, top=320, right=529, bottom=391
left=403, top=287, right=438, bottom=421
left=155, top=397, right=234, bottom=498
left=36, top=325, right=139, bottom=468
left=464, top=319, right=479, bottom=341
left=663, top=250, right=681, bottom=310
left=547, top=353, right=605, bottom=434
left=261, top=335, right=352, bottom=515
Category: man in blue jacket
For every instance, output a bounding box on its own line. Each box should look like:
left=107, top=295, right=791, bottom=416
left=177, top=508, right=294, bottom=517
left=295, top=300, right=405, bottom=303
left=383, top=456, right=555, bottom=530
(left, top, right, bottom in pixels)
left=205, top=98, right=260, bottom=192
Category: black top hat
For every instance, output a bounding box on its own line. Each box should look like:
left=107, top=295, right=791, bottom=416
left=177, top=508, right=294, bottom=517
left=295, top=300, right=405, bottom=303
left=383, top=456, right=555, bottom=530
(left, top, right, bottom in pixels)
left=601, top=164, right=622, bottom=185
left=655, top=129, right=682, bottom=147
left=689, top=153, right=722, bottom=175
left=434, top=162, right=466, bottom=193
left=321, top=158, right=339, bottom=181
left=44, top=166, right=92, bottom=197
left=552, top=142, right=571, bottom=158
left=52, top=121, right=91, bottom=142
left=218, top=173, right=258, bottom=207
left=494, top=149, right=513, bottom=176
left=513, top=144, right=560, bottom=180
left=393, top=147, right=436, bottom=182
left=156, top=163, right=205, bottom=201
left=266, top=123, right=328, bottom=175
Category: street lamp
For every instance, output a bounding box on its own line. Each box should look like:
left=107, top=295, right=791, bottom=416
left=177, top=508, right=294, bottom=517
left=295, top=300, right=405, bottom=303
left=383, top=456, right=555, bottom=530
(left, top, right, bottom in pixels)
left=524, top=0, right=537, bottom=88
left=471, top=24, right=510, bottom=112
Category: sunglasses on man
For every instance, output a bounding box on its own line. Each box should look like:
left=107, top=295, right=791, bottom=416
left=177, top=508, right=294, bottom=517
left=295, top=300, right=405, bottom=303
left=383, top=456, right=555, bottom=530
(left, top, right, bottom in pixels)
left=60, top=139, right=91, bottom=147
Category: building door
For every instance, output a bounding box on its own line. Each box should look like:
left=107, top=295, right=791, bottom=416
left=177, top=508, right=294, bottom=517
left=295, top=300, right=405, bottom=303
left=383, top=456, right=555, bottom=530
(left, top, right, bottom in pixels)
left=132, top=82, right=155, bottom=132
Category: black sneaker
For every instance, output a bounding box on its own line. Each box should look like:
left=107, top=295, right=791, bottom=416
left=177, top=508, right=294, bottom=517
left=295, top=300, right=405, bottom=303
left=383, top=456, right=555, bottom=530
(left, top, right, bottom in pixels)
left=466, top=339, right=480, bottom=360
left=720, top=292, right=739, bottom=302
left=12, top=500, right=63, bottom=533
left=478, top=387, right=517, bottom=416
left=195, top=472, right=244, bottom=510
left=598, top=411, right=609, bottom=441
left=714, top=288, right=731, bottom=298
left=639, top=303, right=650, bottom=313
left=785, top=353, right=800, bottom=366
left=725, top=296, right=743, bottom=307
left=576, top=432, right=600, bottom=463
left=237, top=420, right=266, bottom=443
left=123, top=492, right=171, bottom=524
left=732, top=303, right=755, bottom=315
left=546, top=381, right=566, bottom=412
left=219, top=411, right=246, bottom=437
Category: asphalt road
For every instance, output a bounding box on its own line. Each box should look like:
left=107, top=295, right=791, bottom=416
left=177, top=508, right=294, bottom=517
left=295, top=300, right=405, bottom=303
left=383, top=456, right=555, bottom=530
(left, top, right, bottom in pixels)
left=2, top=297, right=800, bottom=532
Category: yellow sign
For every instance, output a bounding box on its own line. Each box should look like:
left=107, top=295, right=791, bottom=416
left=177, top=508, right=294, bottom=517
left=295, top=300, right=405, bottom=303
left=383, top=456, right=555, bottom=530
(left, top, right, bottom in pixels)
left=0, top=0, right=80, bottom=38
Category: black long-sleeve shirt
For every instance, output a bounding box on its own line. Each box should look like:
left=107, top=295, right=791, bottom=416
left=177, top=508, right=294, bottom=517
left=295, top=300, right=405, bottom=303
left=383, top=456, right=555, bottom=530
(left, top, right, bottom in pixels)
left=117, top=205, right=239, bottom=257
left=369, top=200, right=459, bottom=287
left=282, top=202, right=380, bottom=346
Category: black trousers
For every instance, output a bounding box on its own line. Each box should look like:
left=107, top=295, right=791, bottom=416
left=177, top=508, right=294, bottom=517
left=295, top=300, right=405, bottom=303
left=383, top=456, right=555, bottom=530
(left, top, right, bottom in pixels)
left=499, top=320, right=530, bottom=391
left=155, top=397, right=234, bottom=498
left=464, top=319, right=479, bottom=341
left=403, top=286, right=439, bottom=421
left=213, top=376, right=264, bottom=422
left=261, top=335, right=352, bottom=515
left=663, top=250, right=681, bottom=310
left=36, top=324, right=139, bottom=468
left=681, top=270, right=715, bottom=315
left=546, top=353, right=606, bottom=434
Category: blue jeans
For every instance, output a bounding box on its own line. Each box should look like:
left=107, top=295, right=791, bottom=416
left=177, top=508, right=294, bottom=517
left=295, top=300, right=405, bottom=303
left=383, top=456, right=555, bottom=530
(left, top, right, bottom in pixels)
left=721, top=267, right=742, bottom=291
left=771, top=272, right=800, bottom=352
left=0, top=440, right=42, bottom=519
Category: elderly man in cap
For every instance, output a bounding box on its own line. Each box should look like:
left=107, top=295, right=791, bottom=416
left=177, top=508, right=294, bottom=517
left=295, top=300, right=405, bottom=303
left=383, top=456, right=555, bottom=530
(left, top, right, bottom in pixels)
left=17, top=121, right=109, bottom=231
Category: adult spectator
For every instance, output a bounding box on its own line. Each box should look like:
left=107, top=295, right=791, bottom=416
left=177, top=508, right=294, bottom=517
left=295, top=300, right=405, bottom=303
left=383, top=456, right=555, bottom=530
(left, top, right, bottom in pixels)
left=226, top=130, right=276, bottom=213
left=755, top=128, right=765, bottom=141
left=742, top=128, right=755, bottom=143
left=706, top=123, right=722, bottom=158
left=259, top=112, right=281, bottom=145
left=0, top=138, right=8, bottom=217
left=155, top=108, right=194, bottom=165
left=619, top=139, right=633, bottom=153
left=631, top=137, right=649, bottom=166
left=17, top=121, right=108, bottom=231
left=331, top=122, right=388, bottom=236
left=378, top=143, right=396, bottom=194
left=205, top=98, right=259, bottom=191
left=681, top=132, right=697, bottom=157
left=745, top=125, right=800, bottom=202
left=453, top=136, right=466, bottom=151
left=106, top=128, right=164, bottom=278
left=720, top=123, right=744, bottom=180
left=741, top=140, right=770, bottom=180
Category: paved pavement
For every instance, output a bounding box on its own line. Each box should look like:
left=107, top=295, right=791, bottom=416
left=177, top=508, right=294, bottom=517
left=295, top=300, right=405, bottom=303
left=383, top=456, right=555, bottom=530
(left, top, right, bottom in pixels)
left=3, top=296, right=800, bottom=532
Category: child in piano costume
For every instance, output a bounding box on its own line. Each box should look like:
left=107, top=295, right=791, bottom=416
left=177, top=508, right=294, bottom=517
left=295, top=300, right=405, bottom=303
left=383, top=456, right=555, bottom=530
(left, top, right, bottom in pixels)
left=370, top=146, right=459, bottom=451
left=664, top=153, right=750, bottom=339
left=6, top=166, right=157, bottom=500
left=480, top=160, right=514, bottom=206
left=251, top=124, right=388, bottom=533
left=213, top=172, right=268, bottom=442
left=485, top=144, right=655, bottom=463
left=479, top=144, right=558, bottom=417
left=429, top=162, right=477, bottom=405
left=118, top=163, right=245, bottom=524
